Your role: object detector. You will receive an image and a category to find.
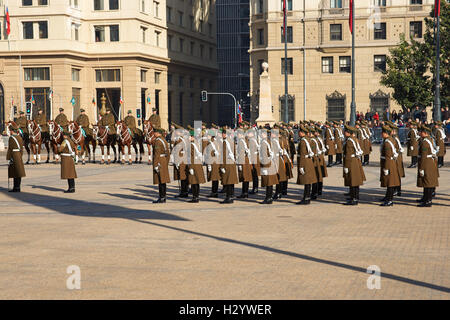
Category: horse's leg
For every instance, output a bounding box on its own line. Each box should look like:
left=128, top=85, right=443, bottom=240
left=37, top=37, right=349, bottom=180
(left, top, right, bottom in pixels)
left=45, top=141, right=50, bottom=163
left=112, top=140, right=118, bottom=163
left=129, top=144, right=133, bottom=165
left=25, top=143, right=31, bottom=164
left=147, top=143, right=152, bottom=165
left=31, top=144, right=37, bottom=164
left=92, top=140, right=97, bottom=163
left=133, top=142, right=139, bottom=164
left=120, top=143, right=125, bottom=165
left=139, top=140, right=144, bottom=163
left=101, top=145, right=105, bottom=164
left=81, top=140, right=86, bottom=165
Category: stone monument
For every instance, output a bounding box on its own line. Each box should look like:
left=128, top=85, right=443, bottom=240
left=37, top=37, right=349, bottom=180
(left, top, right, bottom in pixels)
left=255, top=62, right=276, bottom=127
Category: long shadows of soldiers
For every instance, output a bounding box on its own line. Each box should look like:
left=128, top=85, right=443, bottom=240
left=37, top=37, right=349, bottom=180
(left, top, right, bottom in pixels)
left=2, top=186, right=449, bottom=295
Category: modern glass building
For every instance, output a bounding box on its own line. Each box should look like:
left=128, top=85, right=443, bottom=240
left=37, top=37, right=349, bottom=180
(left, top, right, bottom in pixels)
left=216, top=0, right=250, bottom=126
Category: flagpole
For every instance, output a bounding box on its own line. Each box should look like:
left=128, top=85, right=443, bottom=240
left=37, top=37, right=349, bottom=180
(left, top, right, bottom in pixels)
left=283, top=0, right=288, bottom=124
left=349, top=0, right=356, bottom=126
left=433, top=4, right=441, bottom=122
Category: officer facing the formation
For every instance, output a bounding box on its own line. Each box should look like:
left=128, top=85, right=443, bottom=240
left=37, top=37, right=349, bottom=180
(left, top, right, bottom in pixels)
left=433, top=121, right=446, bottom=168
left=149, top=108, right=161, bottom=129
left=55, top=108, right=70, bottom=132
left=6, top=126, right=26, bottom=192
left=379, top=125, right=400, bottom=207
left=59, top=131, right=77, bottom=193
left=187, top=130, right=206, bottom=203
left=407, top=121, right=419, bottom=168
left=152, top=128, right=170, bottom=203
left=296, top=125, right=317, bottom=205
left=16, top=111, right=29, bottom=140
left=416, top=125, right=439, bottom=207
left=33, top=108, right=49, bottom=140
left=124, top=110, right=141, bottom=139
left=75, top=108, right=92, bottom=136
left=342, top=125, right=366, bottom=205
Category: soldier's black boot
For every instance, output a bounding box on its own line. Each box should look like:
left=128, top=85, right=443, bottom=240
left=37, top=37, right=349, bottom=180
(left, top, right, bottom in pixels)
left=9, top=178, right=21, bottom=192
left=237, top=182, right=249, bottom=199
left=153, top=184, right=167, bottom=203
left=296, top=184, right=311, bottom=205
left=261, top=186, right=273, bottom=204
left=249, top=174, right=258, bottom=194
left=344, top=187, right=358, bottom=205
left=311, top=183, right=318, bottom=200
left=282, top=181, right=288, bottom=196
left=418, top=188, right=432, bottom=207
left=327, top=155, right=334, bottom=167
left=318, top=182, right=323, bottom=196
left=221, top=185, right=234, bottom=204
left=273, top=184, right=282, bottom=200
left=380, top=187, right=394, bottom=206
left=336, top=153, right=342, bottom=165
left=188, top=184, right=200, bottom=203
left=438, top=156, right=443, bottom=168
left=395, top=185, right=402, bottom=197
left=363, top=155, right=369, bottom=166
left=177, top=180, right=189, bottom=198
left=65, top=179, right=75, bottom=193
left=207, top=181, right=219, bottom=198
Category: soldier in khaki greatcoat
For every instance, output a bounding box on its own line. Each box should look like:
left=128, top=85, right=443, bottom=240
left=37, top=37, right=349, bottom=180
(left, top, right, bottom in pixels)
left=416, top=125, right=439, bottom=207
left=55, top=108, right=70, bottom=132
left=187, top=130, right=206, bottom=203
left=247, top=127, right=261, bottom=194
left=379, top=126, right=400, bottom=207
left=152, top=128, right=171, bottom=203
left=75, top=109, right=93, bottom=137
left=59, top=131, right=78, bottom=193
left=219, top=128, right=238, bottom=204
left=33, top=108, right=49, bottom=141
left=333, top=121, right=344, bottom=165
left=16, top=111, right=29, bottom=138
left=296, top=125, right=317, bottom=205
left=433, top=121, right=446, bottom=168
left=314, top=126, right=328, bottom=196
left=204, top=126, right=221, bottom=198
left=235, top=128, right=252, bottom=198
left=149, top=108, right=161, bottom=129
left=6, top=126, right=26, bottom=192
left=342, top=125, right=366, bottom=205
left=388, top=122, right=405, bottom=197
left=259, top=129, right=278, bottom=204
left=324, top=121, right=336, bottom=167
left=407, top=121, right=419, bottom=168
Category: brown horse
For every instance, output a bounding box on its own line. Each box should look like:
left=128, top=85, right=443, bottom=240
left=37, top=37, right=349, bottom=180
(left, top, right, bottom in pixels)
left=116, top=121, right=135, bottom=165
left=27, top=120, right=51, bottom=164
left=5, top=121, right=33, bottom=164
left=48, top=120, right=65, bottom=163
left=143, top=120, right=156, bottom=165
left=68, top=121, right=87, bottom=165
left=93, top=124, right=118, bottom=164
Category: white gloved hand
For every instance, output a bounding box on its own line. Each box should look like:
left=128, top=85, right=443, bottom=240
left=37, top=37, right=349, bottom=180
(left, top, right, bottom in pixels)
left=189, top=168, right=194, bottom=175
left=213, top=151, right=219, bottom=157
left=207, top=165, right=212, bottom=172
left=8, top=160, right=12, bottom=165
left=383, top=169, right=389, bottom=176
left=410, top=146, right=414, bottom=151
left=238, top=165, right=242, bottom=171
left=419, top=169, right=425, bottom=177
left=261, top=169, right=268, bottom=176
left=220, top=168, right=226, bottom=174
left=326, top=145, right=329, bottom=150
left=300, top=167, right=305, bottom=175
left=154, top=165, right=160, bottom=173
left=344, top=167, right=349, bottom=174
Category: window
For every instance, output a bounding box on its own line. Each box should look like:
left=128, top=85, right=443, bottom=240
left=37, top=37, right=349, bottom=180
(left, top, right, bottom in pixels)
left=281, top=0, right=292, bottom=11
left=190, top=41, right=195, bottom=55
left=281, top=58, right=293, bottom=75
left=71, top=0, right=79, bottom=8
left=168, top=35, right=173, bottom=50
left=257, top=59, right=264, bottom=75
left=95, top=26, right=105, bottom=42
left=178, top=11, right=183, bottom=27
left=95, top=69, right=121, bottom=82
left=22, top=0, right=32, bottom=6
left=374, top=55, right=386, bottom=72
left=410, top=0, right=422, bottom=4
left=330, top=0, right=342, bottom=8
left=72, top=23, right=80, bottom=41
left=167, top=6, right=172, bottom=22
left=38, top=0, right=48, bottom=5
left=190, top=15, right=194, bottom=31
left=326, top=92, right=346, bottom=121
left=339, top=56, right=351, bottom=73
left=257, top=28, right=264, bottom=45
left=179, top=75, right=184, bottom=87
left=330, top=24, right=342, bottom=41
left=155, top=31, right=161, bottom=47
left=200, top=44, right=204, bottom=58
left=279, top=95, right=295, bottom=122
left=370, top=90, right=390, bottom=114
left=322, top=57, right=333, bottom=73
left=38, top=21, right=48, bottom=39
left=94, top=0, right=104, bottom=10
left=281, top=26, right=293, bottom=43
left=208, top=23, right=212, bottom=37
left=72, top=68, right=80, bottom=81
left=374, top=22, right=386, bottom=40
left=375, top=0, right=386, bottom=6
left=199, top=20, right=203, bottom=33
left=110, top=25, right=119, bottom=42
left=189, top=77, right=194, bottom=88
left=140, top=26, right=147, bottom=43
left=23, top=22, right=34, bottom=39
left=258, top=0, right=263, bottom=14
left=24, top=68, right=50, bottom=81
left=153, top=1, right=159, bottom=18
left=410, top=21, right=422, bottom=38
left=155, top=72, right=160, bottom=84
left=209, top=47, right=214, bottom=61
left=199, top=79, right=204, bottom=89
left=141, top=69, right=147, bottom=82
left=179, top=38, right=184, bottom=52
left=109, top=0, right=119, bottom=10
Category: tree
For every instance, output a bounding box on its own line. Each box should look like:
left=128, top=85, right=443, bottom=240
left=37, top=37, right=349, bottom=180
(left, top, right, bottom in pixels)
left=380, top=34, right=433, bottom=111
left=380, top=1, right=449, bottom=111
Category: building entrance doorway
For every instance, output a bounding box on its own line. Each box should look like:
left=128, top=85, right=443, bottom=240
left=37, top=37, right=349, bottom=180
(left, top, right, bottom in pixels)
left=96, top=88, right=121, bottom=120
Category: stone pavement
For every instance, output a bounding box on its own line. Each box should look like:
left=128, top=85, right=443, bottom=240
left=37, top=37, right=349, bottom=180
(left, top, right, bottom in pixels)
left=0, top=149, right=448, bottom=299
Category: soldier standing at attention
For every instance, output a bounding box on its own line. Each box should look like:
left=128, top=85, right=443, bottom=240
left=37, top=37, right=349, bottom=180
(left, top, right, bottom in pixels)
left=342, top=125, right=365, bottom=205
left=296, top=125, right=317, bottom=205
left=379, top=125, right=400, bottom=207
left=324, top=121, right=336, bottom=167
left=247, top=127, right=261, bottom=195
left=433, top=121, right=446, bottom=168
left=314, top=126, right=328, bottom=196
left=205, top=126, right=221, bottom=198
left=259, top=129, right=278, bottom=204
left=309, top=127, right=322, bottom=200
left=362, top=121, right=373, bottom=165
left=16, top=111, right=29, bottom=140
left=388, top=122, right=405, bottom=197
left=187, top=129, right=206, bottom=203
left=270, top=125, right=287, bottom=200
left=152, top=128, right=170, bottom=203
left=75, top=108, right=93, bottom=137
left=172, top=124, right=189, bottom=198
left=220, top=128, right=238, bottom=204
left=149, top=108, right=161, bottom=129
left=236, top=128, right=252, bottom=198
left=416, top=125, right=439, bottom=207
left=34, top=108, right=49, bottom=141
left=407, top=121, right=419, bottom=168
left=55, top=108, right=70, bottom=132
left=59, top=131, right=77, bottom=193
left=333, top=121, right=344, bottom=165
left=7, top=126, right=26, bottom=192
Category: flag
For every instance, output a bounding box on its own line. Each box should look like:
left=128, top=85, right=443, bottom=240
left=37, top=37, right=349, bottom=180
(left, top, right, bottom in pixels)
left=6, top=7, right=11, bottom=36
left=31, top=95, right=35, bottom=105
left=237, top=103, right=243, bottom=123
left=435, top=0, right=441, bottom=17
left=92, top=97, right=96, bottom=106
left=147, top=96, right=151, bottom=105
left=120, top=96, right=124, bottom=104
left=70, top=97, right=76, bottom=106
left=349, top=0, right=353, bottom=34
left=282, top=0, right=286, bottom=37
left=48, top=89, right=53, bottom=100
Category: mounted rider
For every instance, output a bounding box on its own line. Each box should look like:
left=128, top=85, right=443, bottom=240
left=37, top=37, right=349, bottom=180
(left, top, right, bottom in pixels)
left=54, top=108, right=70, bottom=132
left=75, top=108, right=93, bottom=137
left=98, top=107, right=117, bottom=138
left=33, top=108, right=49, bottom=141
left=149, top=108, right=161, bottom=129
left=16, top=111, right=29, bottom=140
left=124, top=110, right=142, bottom=140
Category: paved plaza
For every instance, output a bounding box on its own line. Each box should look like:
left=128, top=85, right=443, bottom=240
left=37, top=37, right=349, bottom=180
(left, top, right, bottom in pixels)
left=0, top=149, right=449, bottom=300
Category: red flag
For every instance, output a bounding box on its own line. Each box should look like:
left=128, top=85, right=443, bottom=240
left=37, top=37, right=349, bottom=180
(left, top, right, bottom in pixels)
left=435, top=0, right=441, bottom=17
left=283, top=0, right=286, bottom=37
left=6, top=7, right=11, bottom=36
left=349, top=0, right=353, bottom=34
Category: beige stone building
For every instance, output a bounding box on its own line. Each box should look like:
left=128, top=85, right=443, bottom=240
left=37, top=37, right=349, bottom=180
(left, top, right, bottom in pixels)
left=249, top=0, right=434, bottom=123
left=0, top=0, right=217, bottom=131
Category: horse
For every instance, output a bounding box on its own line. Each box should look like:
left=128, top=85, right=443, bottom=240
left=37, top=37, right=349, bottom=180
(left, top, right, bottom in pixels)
left=116, top=121, right=138, bottom=165
left=27, top=120, right=51, bottom=164
left=92, top=124, right=118, bottom=164
left=48, top=120, right=65, bottom=163
left=5, top=121, right=33, bottom=164
left=143, top=120, right=157, bottom=165
left=68, top=121, right=88, bottom=165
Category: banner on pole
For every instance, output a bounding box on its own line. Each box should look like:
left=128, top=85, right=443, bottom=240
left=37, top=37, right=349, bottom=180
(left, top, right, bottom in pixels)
left=349, top=0, right=353, bottom=34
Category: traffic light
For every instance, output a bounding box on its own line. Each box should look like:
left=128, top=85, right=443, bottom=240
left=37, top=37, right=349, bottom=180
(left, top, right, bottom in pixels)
left=136, top=108, right=141, bottom=119
left=26, top=102, right=32, bottom=115
left=201, top=90, right=208, bottom=102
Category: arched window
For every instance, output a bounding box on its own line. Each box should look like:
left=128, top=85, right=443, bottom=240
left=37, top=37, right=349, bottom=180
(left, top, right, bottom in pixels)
left=326, top=90, right=346, bottom=121
left=370, top=89, right=390, bottom=115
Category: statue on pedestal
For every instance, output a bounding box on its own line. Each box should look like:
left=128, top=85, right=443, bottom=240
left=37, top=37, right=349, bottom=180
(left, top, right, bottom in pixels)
left=255, top=62, right=276, bottom=127
left=99, top=93, right=107, bottom=116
